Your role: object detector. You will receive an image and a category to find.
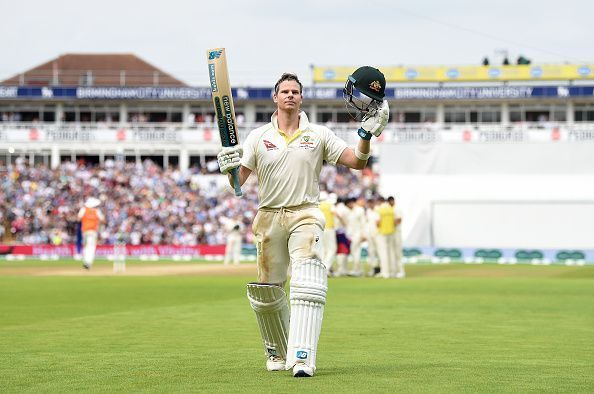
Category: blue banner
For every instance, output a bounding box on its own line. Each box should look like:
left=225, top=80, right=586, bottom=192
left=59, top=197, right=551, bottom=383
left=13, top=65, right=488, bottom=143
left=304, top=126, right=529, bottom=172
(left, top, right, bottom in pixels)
left=1, top=85, right=593, bottom=101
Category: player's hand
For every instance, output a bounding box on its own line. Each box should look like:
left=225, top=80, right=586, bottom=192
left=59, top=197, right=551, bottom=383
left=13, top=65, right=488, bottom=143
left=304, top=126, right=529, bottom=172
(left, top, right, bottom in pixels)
left=359, top=100, right=389, bottom=139
left=217, top=145, right=243, bottom=175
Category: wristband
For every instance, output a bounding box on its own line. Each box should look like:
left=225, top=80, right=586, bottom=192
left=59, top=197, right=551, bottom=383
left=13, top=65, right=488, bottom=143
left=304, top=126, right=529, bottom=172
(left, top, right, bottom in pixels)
left=357, top=128, right=372, bottom=140
left=354, top=146, right=371, bottom=161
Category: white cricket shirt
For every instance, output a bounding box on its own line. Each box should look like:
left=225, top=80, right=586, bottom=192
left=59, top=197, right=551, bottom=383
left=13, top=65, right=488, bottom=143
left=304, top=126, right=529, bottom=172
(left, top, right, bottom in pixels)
left=241, top=111, right=347, bottom=209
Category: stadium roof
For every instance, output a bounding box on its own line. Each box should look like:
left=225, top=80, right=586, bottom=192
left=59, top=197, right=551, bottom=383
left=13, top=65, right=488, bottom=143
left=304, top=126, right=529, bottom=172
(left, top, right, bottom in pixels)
left=0, top=53, right=187, bottom=87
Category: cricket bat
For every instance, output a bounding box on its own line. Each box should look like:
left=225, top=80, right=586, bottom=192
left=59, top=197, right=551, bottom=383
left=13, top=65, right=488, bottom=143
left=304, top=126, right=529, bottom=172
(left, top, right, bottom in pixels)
left=206, top=48, right=242, bottom=197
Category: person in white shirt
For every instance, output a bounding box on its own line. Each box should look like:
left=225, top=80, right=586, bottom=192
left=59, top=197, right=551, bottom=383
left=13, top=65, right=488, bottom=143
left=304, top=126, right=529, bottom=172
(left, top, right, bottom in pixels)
left=334, top=197, right=351, bottom=277
left=318, top=191, right=338, bottom=274
left=365, top=196, right=381, bottom=276
left=223, top=218, right=243, bottom=266
left=388, top=196, right=405, bottom=278
left=346, top=197, right=367, bottom=276
left=216, top=69, right=389, bottom=377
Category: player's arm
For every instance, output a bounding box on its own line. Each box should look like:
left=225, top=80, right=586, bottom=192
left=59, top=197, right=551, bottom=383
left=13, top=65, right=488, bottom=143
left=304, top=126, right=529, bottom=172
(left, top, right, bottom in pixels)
left=337, top=101, right=389, bottom=170
left=337, top=139, right=371, bottom=170
left=226, top=165, right=251, bottom=187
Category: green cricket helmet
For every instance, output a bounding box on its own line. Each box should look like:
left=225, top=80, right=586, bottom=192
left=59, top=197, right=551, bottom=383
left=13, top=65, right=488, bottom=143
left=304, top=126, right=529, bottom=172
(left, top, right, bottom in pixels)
left=343, top=66, right=386, bottom=120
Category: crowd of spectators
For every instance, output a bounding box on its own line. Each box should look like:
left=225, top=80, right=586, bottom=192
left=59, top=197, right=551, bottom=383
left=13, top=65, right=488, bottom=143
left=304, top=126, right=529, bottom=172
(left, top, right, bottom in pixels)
left=1, top=158, right=379, bottom=246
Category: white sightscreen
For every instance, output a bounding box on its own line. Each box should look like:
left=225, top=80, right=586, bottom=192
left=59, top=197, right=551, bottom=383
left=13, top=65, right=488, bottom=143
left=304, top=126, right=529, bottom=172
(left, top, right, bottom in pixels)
left=432, top=201, right=594, bottom=249
left=377, top=141, right=594, bottom=248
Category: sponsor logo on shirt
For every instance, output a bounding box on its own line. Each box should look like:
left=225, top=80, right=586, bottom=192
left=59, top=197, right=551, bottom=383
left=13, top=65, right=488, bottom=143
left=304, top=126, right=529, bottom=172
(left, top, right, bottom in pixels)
left=263, top=140, right=278, bottom=151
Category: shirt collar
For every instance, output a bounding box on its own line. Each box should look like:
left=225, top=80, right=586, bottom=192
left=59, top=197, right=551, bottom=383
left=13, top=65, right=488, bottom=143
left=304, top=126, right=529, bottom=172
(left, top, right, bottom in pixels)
left=271, top=111, right=310, bottom=144
left=271, top=111, right=311, bottom=133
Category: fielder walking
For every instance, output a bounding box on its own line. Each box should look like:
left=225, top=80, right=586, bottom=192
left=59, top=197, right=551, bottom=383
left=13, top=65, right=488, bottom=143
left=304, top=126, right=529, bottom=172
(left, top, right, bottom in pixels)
left=217, top=68, right=389, bottom=377
left=365, top=196, right=381, bottom=276
left=77, top=197, right=105, bottom=270
left=388, top=196, right=405, bottom=278
left=318, top=191, right=338, bottom=273
left=223, top=218, right=243, bottom=266
left=346, top=196, right=367, bottom=276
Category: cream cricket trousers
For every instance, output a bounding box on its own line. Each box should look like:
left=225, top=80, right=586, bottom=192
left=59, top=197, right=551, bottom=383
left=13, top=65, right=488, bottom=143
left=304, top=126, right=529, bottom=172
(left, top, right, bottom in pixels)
left=376, top=232, right=397, bottom=278
left=322, top=228, right=337, bottom=269
left=393, top=230, right=404, bottom=275
left=348, top=231, right=363, bottom=273
left=366, top=232, right=379, bottom=269
left=252, top=205, right=325, bottom=284
left=224, top=231, right=242, bottom=265
left=83, top=230, right=98, bottom=266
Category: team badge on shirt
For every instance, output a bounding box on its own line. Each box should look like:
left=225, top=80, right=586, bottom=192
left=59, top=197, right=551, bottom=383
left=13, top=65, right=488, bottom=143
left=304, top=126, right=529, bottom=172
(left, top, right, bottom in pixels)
left=299, top=135, right=315, bottom=150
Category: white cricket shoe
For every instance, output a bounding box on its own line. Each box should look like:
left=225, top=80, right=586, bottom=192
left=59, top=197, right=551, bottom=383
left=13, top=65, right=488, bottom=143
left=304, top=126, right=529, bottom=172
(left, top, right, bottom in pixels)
left=266, top=355, right=286, bottom=371
left=293, top=362, right=314, bottom=377
left=396, top=272, right=406, bottom=279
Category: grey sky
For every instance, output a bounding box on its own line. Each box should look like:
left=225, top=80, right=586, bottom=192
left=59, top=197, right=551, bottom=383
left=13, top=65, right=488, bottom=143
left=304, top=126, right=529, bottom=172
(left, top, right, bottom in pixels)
left=1, top=0, right=592, bottom=87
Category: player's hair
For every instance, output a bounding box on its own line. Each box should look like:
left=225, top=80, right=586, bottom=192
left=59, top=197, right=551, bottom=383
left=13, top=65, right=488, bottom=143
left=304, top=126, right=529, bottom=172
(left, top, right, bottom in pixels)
left=274, top=73, right=303, bottom=94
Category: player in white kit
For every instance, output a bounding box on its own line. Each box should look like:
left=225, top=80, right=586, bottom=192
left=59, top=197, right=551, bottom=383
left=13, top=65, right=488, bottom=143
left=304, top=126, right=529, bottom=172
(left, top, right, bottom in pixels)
left=334, top=197, right=351, bottom=277
left=318, top=191, right=338, bottom=273
left=365, top=196, right=381, bottom=276
left=223, top=218, right=243, bottom=266
left=388, top=196, right=405, bottom=278
left=346, top=197, right=367, bottom=276
left=216, top=69, right=389, bottom=377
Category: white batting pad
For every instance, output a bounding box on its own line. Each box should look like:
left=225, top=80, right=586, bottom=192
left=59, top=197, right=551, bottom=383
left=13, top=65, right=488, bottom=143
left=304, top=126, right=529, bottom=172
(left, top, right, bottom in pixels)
left=286, top=258, right=328, bottom=370
left=247, top=283, right=290, bottom=360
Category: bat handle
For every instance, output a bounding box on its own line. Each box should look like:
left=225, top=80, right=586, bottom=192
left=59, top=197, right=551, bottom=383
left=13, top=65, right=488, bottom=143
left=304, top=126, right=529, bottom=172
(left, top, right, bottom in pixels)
left=230, top=168, right=242, bottom=197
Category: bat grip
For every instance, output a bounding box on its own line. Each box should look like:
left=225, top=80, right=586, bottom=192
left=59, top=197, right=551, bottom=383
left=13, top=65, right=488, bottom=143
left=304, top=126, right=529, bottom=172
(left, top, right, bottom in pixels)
left=230, top=168, right=242, bottom=197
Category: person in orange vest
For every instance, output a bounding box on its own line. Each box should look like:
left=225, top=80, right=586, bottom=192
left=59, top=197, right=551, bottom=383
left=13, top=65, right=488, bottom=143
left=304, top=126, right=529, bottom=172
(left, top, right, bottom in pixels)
left=77, top=197, right=105, bottom=270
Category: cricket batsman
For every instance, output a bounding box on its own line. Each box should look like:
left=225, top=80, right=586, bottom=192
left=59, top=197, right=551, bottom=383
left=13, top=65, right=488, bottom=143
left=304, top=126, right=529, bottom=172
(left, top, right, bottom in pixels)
left=216, top=67, right=389, bottom=377
left=77, top=197, right=105, bottom=270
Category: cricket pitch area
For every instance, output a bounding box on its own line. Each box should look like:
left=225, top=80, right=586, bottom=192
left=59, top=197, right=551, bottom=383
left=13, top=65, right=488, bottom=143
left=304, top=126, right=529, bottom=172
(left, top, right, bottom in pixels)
left=1, top=260, right=593, bottom=392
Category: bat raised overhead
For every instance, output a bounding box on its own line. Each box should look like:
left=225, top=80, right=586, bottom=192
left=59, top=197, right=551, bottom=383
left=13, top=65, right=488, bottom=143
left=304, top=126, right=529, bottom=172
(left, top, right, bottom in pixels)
left=206, top=48, right=242, bottom=197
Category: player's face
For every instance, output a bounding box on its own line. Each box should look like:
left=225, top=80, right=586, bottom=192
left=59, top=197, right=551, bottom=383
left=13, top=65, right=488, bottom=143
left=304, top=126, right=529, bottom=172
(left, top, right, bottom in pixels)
left=274, top=80, right=302, bottom=111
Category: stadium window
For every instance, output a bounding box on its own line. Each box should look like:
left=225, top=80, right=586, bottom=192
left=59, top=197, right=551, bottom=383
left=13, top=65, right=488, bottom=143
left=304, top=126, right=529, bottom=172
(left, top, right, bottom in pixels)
left=170, top=112, right=183, bottom=122
left=525, top=110, right=549, bottom=122
left=552, top=109, right=566, bottom=122
left=573, top=105, right=594, bottom=122
left=17, top=111, right=41, bottom=122
left=255, top=107, right=275, bottom=122
left=336, top=112, right=353, bottom=123
left=404, top=112, right=422, bottom=123
left=167, top=155, right=179, bottom=167
left=80, top=111, right=92, bottom=123
left=481, top=110, right=500, bottom=123
left=319, top=112, right=333, bottom=123
left=42, top=111, right=55, bottom=122
left=147, top=112, right=167, bottom=122
left=423, top=110, right=437, bottom=123
left=444, top=107, right=467, bottom=123
left=510, top=105, right=523, bottom=122
left=141, top=155, right=164, bottom=167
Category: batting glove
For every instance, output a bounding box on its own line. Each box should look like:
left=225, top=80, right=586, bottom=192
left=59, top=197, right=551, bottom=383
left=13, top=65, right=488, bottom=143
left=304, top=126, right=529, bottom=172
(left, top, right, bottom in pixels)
left=217, top=145, right=243, bottom=175
left=358, top=100, right=390, bottom=140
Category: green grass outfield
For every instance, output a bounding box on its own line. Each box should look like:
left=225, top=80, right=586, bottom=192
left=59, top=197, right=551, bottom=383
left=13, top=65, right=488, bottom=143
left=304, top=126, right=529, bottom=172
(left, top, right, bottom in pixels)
left=1, top=261, right=593, bottom=393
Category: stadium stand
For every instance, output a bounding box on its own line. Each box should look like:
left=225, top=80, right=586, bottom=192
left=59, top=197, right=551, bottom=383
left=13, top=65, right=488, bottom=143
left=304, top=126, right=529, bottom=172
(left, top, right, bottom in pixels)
left=0, top=159, right=376, bottom=245
left=1, top=54, right=594, bottom=253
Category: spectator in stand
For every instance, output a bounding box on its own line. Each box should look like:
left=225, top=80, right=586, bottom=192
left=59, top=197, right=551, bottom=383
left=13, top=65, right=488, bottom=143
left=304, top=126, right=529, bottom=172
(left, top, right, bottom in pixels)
left=0, top=159, right=379, bottom=246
